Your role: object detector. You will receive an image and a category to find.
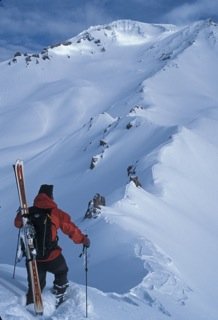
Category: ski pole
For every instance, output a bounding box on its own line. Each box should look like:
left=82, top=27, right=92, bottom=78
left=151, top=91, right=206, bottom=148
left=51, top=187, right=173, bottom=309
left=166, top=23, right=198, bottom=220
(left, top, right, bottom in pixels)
left=85, top=246, right=88, bottom=318
left=13, top=228, right=21, bottom=279
left=79, top=245, right=88, bottom=318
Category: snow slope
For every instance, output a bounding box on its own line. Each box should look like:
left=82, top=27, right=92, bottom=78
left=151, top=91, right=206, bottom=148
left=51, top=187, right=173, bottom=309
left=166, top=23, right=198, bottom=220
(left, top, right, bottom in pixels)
left=0, top=19, right=218, bottom=319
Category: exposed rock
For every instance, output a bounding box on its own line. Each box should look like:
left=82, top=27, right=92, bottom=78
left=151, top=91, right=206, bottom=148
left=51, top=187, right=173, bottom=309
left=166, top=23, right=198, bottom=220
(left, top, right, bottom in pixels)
left=84, top=193, right=106, bottom=219
left=127, top=165, right=142, bottom=187
left=129, top=105, right=144, bottom=113
left=99, top=140, right=108, bottom=148
left=90, top=156, right=98, bottom=169
left=126, top=122, right=133, bottom=129
left=90, top=154, right=103, bottom=169
left=14, top=52, right=22, bottom=57
left=130, top=176, right=142, bottom=187
left=127, top=165, right=136, bottom=177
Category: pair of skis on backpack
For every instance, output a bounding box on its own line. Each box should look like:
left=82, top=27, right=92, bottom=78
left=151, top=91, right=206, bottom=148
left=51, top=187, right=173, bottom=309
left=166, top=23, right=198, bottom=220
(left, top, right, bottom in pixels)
left=13, top=160, right=44, bottom=315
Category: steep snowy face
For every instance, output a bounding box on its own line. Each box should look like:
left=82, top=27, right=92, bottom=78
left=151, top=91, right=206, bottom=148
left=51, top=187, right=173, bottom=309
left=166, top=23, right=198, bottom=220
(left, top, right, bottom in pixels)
left=140, top=20, right=218, bottom=127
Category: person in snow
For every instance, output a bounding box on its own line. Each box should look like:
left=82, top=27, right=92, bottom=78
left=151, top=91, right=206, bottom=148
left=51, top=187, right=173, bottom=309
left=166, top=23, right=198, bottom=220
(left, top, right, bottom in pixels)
left=14, top=184, right=90, bottom=307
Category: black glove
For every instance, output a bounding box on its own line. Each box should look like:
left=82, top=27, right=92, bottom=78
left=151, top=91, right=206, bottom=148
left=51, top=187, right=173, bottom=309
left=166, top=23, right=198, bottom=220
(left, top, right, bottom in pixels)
left=83, top=235, right=90, bottom=248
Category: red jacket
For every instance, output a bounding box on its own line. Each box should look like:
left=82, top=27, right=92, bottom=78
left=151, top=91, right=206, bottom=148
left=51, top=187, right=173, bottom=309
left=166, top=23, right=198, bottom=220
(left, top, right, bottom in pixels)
left=14, top=193, right=87, bottom=262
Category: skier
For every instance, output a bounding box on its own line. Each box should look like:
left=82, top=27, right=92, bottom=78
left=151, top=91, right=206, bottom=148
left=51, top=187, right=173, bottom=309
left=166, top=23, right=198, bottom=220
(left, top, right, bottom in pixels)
left=14, top=184, right=90, bottom=308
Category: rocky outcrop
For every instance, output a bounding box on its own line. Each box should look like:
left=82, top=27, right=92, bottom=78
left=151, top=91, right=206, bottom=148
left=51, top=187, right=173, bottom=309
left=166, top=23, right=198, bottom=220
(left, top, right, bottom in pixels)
left=84, top=193, right=106, bottom=219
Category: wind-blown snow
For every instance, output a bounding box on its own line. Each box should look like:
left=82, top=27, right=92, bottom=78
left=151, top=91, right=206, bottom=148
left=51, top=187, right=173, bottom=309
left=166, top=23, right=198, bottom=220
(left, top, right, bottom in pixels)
left=0, top=19, right=218, bottom=319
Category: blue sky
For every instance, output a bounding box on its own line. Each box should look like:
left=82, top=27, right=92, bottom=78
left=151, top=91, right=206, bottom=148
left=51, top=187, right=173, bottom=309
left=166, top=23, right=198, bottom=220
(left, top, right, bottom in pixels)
left=0, top=0, right=217, bottom=61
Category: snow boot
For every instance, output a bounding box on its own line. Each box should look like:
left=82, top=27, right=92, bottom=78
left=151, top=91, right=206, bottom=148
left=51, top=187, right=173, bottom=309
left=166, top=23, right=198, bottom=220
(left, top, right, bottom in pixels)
left=53, top=282, right=69, bottom=308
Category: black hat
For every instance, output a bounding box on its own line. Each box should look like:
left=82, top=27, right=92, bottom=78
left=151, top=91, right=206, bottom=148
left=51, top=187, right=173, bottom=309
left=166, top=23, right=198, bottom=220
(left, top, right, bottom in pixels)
left=38, top=184, right=54, bottom=199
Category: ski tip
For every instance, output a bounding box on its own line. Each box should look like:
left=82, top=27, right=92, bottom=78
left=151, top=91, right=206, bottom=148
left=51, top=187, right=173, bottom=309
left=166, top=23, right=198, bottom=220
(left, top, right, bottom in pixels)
left=13, top=159, right=24, bottom=170
left=15, top=159, right=23, bottom=164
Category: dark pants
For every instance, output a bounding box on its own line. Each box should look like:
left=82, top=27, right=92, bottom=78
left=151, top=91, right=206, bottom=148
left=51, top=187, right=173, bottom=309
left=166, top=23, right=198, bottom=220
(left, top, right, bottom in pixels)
left=26, top=253, right=69, bottom=305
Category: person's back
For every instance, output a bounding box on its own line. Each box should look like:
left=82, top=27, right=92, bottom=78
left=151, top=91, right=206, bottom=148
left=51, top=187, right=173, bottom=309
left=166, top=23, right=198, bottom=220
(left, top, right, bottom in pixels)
left=14, top=184, right=90, bottom=307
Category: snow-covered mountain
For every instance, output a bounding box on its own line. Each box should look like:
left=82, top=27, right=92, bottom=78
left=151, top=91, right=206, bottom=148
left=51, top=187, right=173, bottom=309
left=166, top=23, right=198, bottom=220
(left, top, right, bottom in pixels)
left=0, top=19, right=218, bottom=319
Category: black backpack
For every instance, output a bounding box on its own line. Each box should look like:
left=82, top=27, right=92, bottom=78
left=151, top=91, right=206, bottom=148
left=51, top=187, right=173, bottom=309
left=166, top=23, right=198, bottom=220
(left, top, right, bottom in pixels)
left=28, top=207, right=58, bottom=260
